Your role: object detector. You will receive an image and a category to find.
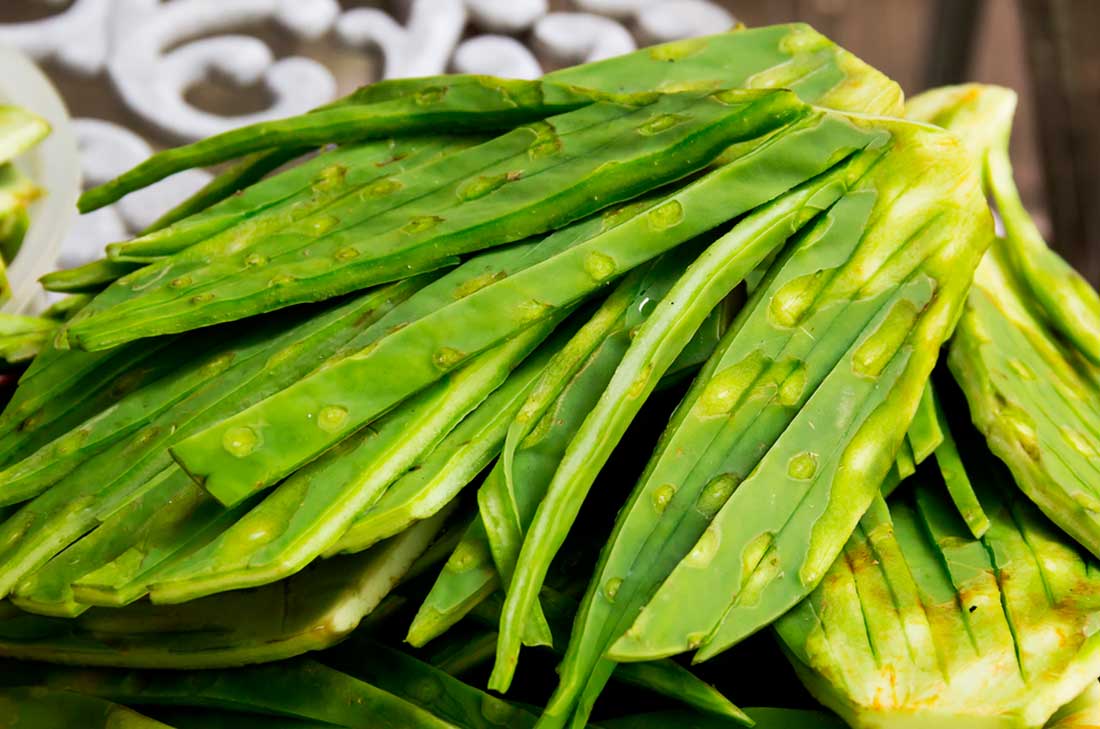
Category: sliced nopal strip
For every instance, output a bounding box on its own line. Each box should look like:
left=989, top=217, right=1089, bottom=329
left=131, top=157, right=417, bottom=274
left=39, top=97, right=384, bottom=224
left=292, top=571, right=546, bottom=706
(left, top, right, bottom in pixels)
left=610, top=120, right=990, bottom=665
left=147, top=319, right=558, bottom=604
left=539, top=119, right=990, bottom=729
left=171, top=101, right=865, bottom=517
left=108, top=136, right=479, bottom=264
left=0, top=282, right=421, bottom=601
left=65, top=88, right=804, bottom=351
left=490, top=119, right=880, bottom=694
left=77, top=76, right=604, bottom=213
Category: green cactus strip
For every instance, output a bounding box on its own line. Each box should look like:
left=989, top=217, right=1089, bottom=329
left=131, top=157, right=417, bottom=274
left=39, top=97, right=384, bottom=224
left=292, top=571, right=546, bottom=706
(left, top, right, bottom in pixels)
left=906, top=382, right=944, bottom=463
left=0, top=282, right=421, bottom=600
left=906, top=83, right=1100, bottom=367
left=328, top=319, right=560, bottom=556
left=25, top=658, right=456, bottom=729
left=490, top=117, right=881, bottom=694
left=611, top=121, right=990, bottom=666
left=170, top=98, right=862, bottom=511
left=932, top=385, right=990, bottom=538
left=66, top=88, right=803, bottom=352
left=142, top=146, right=309, bottom=235
left=0, top=336, right=181, bottom=469
left=147, top=319, right=557, bottom=605
left=109, top=136, right=478, bottom=264
left=77, top=76, right=605, bottom=213
left=331, top=638, right=537, bottom=729
left=471, top=588, right=747, bottom=723
left=39, top=259, right=140, bottom=294
left=949, top=241, right=1100, bottom=558
left=539, top=120, right=990, bottom=729
left=545, top=24, right=901, bottom=118
left=0, top=508, right=451, bottom=668
left=0, top=687, right=173, bottom=728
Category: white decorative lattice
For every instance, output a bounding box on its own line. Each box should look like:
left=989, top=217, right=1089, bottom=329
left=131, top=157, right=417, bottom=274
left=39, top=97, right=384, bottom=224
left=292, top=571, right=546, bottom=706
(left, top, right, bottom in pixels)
left=0, top=0, right=735, bottom=266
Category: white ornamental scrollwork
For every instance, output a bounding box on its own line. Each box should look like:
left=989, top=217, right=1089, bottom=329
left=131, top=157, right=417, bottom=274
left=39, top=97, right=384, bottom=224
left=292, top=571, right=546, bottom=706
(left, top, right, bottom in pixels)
left=106, top=0, right=340, bottom=141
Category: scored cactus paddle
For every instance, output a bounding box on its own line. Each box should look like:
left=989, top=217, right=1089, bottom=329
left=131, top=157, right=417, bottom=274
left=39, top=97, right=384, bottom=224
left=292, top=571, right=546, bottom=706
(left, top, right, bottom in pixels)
left=906, top=84, right=1100, bottom=560
left=776, top=456, right=1100, bottom=729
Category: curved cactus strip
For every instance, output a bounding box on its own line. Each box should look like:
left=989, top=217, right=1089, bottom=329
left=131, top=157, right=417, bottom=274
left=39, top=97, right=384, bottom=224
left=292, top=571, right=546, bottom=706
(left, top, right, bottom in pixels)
left=77, top=77, right=604, bottom=213
left=0, top=687, right=173, bottom=728
left=39, top=259, right=140, bottom=294
left=0, top=508, right=452, bottom=669
left=407, top=518, right=500, bottom=648
left=471, top=588, right=747, bottom=724
left=333, top=638, right=536, bottom=729
left=546, top=23, right=901, bottom=118
left=170, top=99, right=862, bottom=512
left=328, top=319, right=559, bottom=556
left=538, top=120, right=990, bottom=729
left=949, top=242, right=1100, bottom=558
left=109, top=136, right=477, bottom=264
left=66, top=88, right=803, bottom=351
left=0, top=282, right=420, bottom=600
left=609, top=121, right=990, bottom=666
left=906, top=382, right=943, bottom=463
left=490, top=120, right=880, bottom=694
left=28, top=658, right=455, bottom=729
left=148, top=319, right=557, bottom=604
left=931, top=384, right=990, bottom=538
left=142, top=146, right=309, bottom=235
left=908, top=83, right=1100, bottom=559
left=0, top=337, right=180, bottom=469
left=907, top=83, right=1100, bottom=367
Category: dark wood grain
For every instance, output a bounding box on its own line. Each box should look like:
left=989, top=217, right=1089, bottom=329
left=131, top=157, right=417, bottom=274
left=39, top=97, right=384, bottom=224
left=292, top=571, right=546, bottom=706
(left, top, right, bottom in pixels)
left=1020, top=0, right=1100, bottom=283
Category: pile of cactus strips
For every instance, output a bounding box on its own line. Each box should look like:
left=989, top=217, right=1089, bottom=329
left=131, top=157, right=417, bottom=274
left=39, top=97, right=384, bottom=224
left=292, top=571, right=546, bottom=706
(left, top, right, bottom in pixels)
left=0, top=21, right=1098, bottom=729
